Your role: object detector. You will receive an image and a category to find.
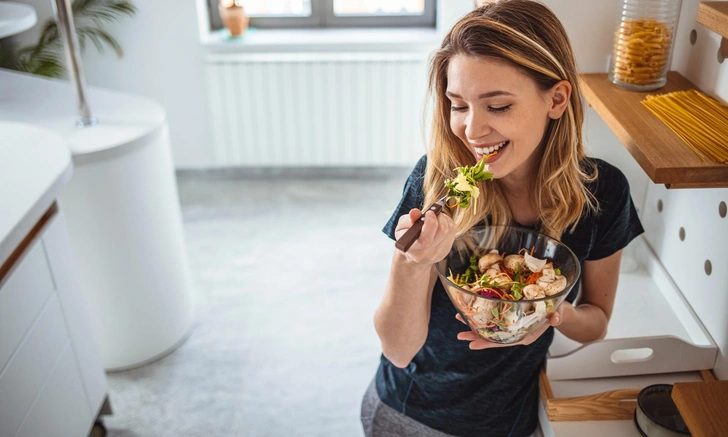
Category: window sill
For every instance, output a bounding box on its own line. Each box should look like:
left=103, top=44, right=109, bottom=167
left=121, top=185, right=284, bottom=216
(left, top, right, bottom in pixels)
left=201, top=27, right=443, bottom=53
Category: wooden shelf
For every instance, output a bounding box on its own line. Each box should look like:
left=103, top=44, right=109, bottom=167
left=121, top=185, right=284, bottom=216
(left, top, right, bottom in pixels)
left=698, top=1, right=728, bottom=39
left=672, top=380, right=728, bottom=437
left=580, top=72, right=728, bottom=189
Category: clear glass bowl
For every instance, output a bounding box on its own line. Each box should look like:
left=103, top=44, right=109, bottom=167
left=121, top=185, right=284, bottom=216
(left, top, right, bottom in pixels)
left=435, top=226, right=581, bottom=344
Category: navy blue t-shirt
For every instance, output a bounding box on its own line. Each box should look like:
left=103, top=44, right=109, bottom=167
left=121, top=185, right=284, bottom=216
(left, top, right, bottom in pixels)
left=377, top=155, right=644, bottom=437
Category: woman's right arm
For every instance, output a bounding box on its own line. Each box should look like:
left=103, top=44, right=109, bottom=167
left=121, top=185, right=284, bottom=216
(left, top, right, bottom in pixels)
left=374, top=208, right=457, bottom=368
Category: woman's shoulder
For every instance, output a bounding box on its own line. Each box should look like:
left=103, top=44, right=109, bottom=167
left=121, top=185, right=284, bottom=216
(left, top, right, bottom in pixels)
left=403, top=154, right=428, bottom=192
left=413, top=154, right=428, bottom=175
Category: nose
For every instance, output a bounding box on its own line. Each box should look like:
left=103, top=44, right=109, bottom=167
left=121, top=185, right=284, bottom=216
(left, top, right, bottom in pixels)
left=464, top=107, right=492, bottom=142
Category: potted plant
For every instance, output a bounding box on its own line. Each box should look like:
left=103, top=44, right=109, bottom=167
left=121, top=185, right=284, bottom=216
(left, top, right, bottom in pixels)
left=0, top=0, right=136, bottom=78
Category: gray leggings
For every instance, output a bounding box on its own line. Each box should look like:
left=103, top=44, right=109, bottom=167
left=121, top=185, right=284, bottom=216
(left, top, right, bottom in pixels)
left=360, top=379, right=455, bottom=437
left=360, top=379, right=541, bottom=437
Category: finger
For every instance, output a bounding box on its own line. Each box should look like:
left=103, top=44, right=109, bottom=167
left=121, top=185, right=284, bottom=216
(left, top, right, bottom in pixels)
left=415, top=210, right=439, bottom=247
left=438, top=213, right=457, bottom=234
left=395, top=210, right=416, bottom=233
left=468, top=339, right=516, bottom=350
left=430, top=213, right=455, bottom=247
left=519, top=321, right=552, bottom=345
left=408, top=208, right=422, bottom=223
left=548, top=310, right=562, bottom=327
left=457, top=330, right=479, bottom=341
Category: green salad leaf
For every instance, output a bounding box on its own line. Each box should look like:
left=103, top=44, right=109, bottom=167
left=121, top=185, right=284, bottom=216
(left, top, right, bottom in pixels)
left=444, top=156, right=494, bottom=209
left=457, top=255, right=480, bottom=285
left=511, top=283, right=524, bottom=300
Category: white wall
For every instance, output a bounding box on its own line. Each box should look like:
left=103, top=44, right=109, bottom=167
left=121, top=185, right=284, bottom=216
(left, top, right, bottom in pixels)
left=12, top=0, right=213, bottom=168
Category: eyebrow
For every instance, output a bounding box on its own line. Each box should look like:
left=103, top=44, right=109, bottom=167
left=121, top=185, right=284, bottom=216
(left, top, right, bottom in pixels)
left=445, top=90, right=515, bottom=99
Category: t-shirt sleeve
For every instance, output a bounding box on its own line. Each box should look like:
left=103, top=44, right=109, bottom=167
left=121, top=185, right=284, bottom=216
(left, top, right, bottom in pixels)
left=382, top=155, right=427, bottom=241
left=586, top=163, right=645, bottom=261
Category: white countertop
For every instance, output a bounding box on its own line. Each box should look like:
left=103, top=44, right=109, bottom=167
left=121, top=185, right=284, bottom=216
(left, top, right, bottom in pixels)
left=0, top=2, right=37, bottom=39
left=0, top=122, right=72, bottom=268
left=0, top=69, right=166, bottom=163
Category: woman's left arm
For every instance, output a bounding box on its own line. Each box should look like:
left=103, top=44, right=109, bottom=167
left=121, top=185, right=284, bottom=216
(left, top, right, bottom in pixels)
left=555, top=249, right=623, bottom=343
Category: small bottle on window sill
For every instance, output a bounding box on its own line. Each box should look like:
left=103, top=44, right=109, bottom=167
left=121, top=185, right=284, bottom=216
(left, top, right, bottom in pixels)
left=219, top=0, right=249, bottom=38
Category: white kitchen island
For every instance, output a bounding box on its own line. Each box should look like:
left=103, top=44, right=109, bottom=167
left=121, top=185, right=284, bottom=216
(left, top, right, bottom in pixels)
left=0, top=122, right=109, bottom=437
left=0, top=68, right=195, bottom=371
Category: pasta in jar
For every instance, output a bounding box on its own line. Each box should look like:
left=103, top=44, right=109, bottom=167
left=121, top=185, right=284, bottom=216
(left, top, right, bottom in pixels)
left=611, top=18, right=671, bottom=88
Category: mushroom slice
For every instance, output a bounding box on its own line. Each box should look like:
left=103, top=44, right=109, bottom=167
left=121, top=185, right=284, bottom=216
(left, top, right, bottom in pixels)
left=478, top=252, right=504, bottom=273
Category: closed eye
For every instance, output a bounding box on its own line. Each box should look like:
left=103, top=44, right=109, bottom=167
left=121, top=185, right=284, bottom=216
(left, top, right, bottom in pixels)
left=489, top=105, right=511, bottom=113
left=450, top=105, right=512, bottom=113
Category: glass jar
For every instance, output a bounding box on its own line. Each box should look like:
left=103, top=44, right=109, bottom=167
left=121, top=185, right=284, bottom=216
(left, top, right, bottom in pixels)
left=609, top=0, right=683, bottom=91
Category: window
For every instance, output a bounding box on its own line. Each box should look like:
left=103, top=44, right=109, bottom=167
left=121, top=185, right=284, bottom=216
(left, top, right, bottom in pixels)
left=209, top=0, right=436, bottom=30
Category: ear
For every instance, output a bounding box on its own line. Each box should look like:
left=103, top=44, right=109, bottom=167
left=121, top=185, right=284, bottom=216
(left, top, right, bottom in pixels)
left=547, top=80, right=572, bottom=120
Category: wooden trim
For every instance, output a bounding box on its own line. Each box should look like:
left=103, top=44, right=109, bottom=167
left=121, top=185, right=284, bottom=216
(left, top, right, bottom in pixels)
left=700, top=369, right=717, bottom=381
left=666, top=181, right=728, bottom=189
left=539, top=366, right=554, bottom=406
left=547, top=388, right=641, bottom=421
left=698, top=2, right=728, bottom=40
left=0, top=203, right=58, bottom=285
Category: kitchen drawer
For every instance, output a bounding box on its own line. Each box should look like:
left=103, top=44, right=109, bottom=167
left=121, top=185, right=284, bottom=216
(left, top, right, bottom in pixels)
left=0, top=241, right=56, bottom=374
left=0, top=295, right=68, bottom=437
left=15, top=346, right=92, bottom=437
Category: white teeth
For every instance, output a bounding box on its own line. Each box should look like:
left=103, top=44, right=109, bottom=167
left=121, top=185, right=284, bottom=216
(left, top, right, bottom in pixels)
left=475, top=141, right=508, bottom=155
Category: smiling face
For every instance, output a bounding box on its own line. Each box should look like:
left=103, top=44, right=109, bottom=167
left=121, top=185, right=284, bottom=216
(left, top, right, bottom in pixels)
left=446, top=55, right=557, bottom=185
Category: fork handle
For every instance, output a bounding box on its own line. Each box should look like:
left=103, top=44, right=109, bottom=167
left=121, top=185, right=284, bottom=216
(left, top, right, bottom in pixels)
left=395, top=201, right=445, bottom=252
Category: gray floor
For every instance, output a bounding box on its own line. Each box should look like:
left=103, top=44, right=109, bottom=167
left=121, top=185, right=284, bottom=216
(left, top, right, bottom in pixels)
left=103, top=168, right=412, bottom=437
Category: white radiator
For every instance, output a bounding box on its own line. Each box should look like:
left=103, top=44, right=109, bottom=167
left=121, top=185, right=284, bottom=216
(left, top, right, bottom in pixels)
left=204, top=52, right=430, bottom=167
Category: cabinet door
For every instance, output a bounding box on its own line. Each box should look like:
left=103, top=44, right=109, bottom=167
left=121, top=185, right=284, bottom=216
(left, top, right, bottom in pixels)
left=0, top=296, right=70, bottom=437
left=0, top=242, right=55, bottom=375
left=15, top=346, right=93, bottom=437
left=42, top=211, right=108, bottom=415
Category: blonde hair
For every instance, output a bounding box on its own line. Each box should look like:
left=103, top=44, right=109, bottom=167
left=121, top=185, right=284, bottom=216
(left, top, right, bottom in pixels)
left=425, top=0, right=597, bottom=240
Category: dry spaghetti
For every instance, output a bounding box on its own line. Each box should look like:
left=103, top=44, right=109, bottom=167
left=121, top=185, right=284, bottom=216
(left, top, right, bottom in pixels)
left=641, top=90, right=728, bottom=164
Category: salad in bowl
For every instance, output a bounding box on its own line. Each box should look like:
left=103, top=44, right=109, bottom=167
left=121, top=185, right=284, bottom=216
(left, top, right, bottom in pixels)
left=435, top=226, right=581, bottom=344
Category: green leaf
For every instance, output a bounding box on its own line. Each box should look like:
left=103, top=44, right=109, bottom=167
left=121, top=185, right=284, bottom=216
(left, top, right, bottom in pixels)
left=1, top=0, right=136, bottom=78
left=491, top=307, right=499, bottom=318
left=554, top=268, right=561, bottom=275
left=31, top=59, right=65, bottom=78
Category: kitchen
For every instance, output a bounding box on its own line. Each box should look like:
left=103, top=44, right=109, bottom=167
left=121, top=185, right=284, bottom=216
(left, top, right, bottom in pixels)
left=1, top=0, right=727, bottom=436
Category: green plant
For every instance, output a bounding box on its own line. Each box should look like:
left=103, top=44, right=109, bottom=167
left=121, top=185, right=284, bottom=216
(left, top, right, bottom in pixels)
left=0, top=0, right=136, bottom=78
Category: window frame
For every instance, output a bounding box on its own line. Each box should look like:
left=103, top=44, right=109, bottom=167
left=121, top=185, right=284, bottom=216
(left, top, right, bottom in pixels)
left=208, top=0, right=436, bottom=30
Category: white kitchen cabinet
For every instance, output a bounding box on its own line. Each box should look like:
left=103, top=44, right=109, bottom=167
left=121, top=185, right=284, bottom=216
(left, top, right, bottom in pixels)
left=0, top=122, right=109, bottom=437
left=0, top=207, right=107, bottom=437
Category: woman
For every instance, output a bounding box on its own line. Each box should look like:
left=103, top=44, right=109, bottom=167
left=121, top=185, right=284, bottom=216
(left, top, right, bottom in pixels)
left=361, top=1, right=644, bottom=436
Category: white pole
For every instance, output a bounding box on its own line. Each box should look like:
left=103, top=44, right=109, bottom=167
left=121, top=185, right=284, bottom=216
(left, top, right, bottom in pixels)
left=52, top=0, right=97, bottom=127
